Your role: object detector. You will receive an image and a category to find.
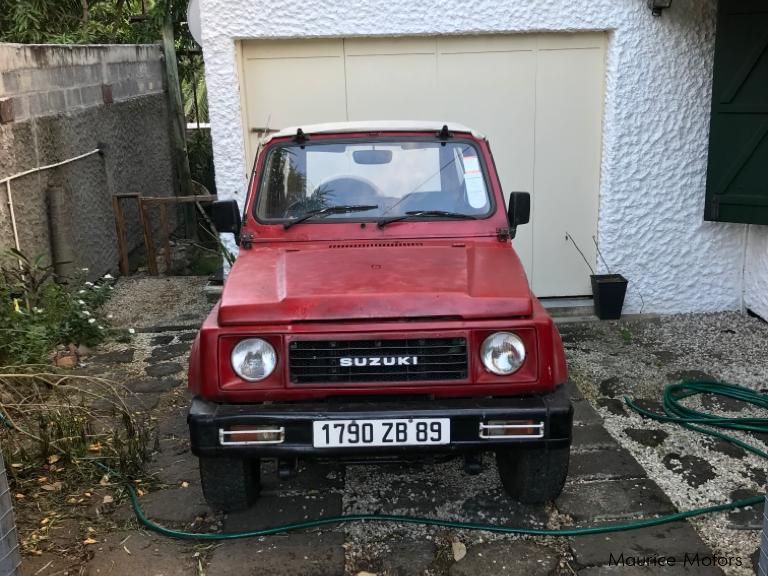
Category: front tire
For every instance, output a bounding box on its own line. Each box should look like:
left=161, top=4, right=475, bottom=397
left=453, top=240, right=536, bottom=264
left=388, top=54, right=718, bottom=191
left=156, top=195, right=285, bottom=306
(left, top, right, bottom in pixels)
left=199, top=456, right=261, bottom=512
left=496, top=445, right=569, bottom=504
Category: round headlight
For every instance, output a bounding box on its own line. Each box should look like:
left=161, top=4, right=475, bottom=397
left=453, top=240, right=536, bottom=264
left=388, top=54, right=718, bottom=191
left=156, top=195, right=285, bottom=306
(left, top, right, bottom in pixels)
left=480, top=332, right=526, bottom=375
left=231, top=338, right=277, bottom=382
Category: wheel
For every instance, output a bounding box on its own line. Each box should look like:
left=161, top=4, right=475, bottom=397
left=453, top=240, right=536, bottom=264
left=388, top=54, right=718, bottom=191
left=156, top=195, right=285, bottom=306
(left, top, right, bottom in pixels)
left=495, top=445, right=569, bottom=504
left=199, top=455, right=261, bottom=512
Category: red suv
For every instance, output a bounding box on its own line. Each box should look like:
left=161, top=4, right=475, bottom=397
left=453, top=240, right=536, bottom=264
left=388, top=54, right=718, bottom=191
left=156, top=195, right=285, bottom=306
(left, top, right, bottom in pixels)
left=187, top=122, right=572, bottom=512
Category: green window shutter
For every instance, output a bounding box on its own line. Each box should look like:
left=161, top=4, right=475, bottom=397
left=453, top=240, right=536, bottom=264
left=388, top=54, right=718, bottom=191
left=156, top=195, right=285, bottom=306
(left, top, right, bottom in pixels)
left=704, top=1, right=768, bottom=224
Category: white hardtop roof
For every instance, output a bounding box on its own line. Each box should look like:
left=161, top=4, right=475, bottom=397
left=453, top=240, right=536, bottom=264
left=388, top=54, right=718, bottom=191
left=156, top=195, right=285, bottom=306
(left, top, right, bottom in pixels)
left=264, top=121, right=484, bottom=142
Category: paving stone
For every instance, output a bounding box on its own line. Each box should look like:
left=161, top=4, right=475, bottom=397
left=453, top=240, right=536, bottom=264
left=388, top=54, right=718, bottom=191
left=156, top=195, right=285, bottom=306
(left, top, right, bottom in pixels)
left=556, top=479, right=675, bottom=523
left=147, top=450, right=199, bottom=486
left=459, top=488, right=549, bottom=526
left=573, top=400, right=603, bottom=425
left=125, top=377, right=180, bottom=393
left=748, top=465, right=767, bottom=488
left=206, top=532, right=345, bottom=576
left=703, top=437, right=746, bottom=459
left=623, top=428, right=668, bottom=448
left=149, top=342, right=191, bottom=363
left=224, top=492, right=342, bottom=532
left=85, top=530, right=197, bottom=575
left=150, top=334, right=175, bottom=346
left=599, top=377, right=624, bottom=398
left=448, top=541, right=558, bottom=576
left=570, top=521, right=712, bottom=566
left=666, top=370, right=717, bottom=384
left=701, top=392, right=748, bottom=413
left=381, top=540, right=437, bottom=576
left=572, top=424, right=621, bottom=452
left=630, top=399, right=664, bottom=414
left=125, top=392, right=161, bottom=412
left=178, top=331, right=198, bottom=342
left=138, top=485, right=211, bottom=524
left=92, top=348, right=135, bottom=364
left=727, top=489, right=764, bottom=530
left=569, top=449, right=646, bottom=481
left=598, top=397, right=627, bottom=416
left=145, top=362, right=183, bottom=377
left=661, top=453, right=716, bottom=487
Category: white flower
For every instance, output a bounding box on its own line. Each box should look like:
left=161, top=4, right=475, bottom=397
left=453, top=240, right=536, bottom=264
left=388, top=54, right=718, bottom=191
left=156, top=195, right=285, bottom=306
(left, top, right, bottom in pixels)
left=78, top=289, right=86, bottom=294
left=103, top=274, right=114, bottom=280
left=33, top=307, right=43, bottom=314
left=107, top=314, right=113, bottom=319
left=85, top=282, right=94, bottom=287
left=81, top=268, right=89, bottom=272
left=128, top=328, right=135, bottom=334
left=88, top=318, right=96, bottom=324
left=108, top=286, right=114, bottom=291
left=82, top=310, right=91, bottom=317
left=97, top=325, right=103, bottom=330
left=77, top=299, right=86, bottom=305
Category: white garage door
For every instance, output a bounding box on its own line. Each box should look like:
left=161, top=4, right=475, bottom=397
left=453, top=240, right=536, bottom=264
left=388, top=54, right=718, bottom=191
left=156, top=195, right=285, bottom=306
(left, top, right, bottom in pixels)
left=238, top=34, right=606, bottom=297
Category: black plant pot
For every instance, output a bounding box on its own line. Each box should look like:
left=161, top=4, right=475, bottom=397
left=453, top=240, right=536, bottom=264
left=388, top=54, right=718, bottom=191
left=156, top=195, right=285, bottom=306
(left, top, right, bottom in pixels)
left=591, top=274, right=628, bottom=320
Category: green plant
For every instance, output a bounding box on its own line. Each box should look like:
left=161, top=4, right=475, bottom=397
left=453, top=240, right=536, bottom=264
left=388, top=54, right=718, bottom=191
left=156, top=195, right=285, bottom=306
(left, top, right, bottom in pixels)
left=0, top=251, right=116, bottom=365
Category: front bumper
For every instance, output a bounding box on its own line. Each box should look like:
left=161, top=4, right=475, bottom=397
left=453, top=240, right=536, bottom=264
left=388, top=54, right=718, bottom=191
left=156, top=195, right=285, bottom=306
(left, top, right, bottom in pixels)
left=187, top=385, right=572, bottom=458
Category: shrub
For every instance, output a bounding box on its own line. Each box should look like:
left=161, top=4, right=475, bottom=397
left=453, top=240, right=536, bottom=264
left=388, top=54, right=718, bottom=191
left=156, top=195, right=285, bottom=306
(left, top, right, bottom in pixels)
left=0, top=250, right=115, bottom=366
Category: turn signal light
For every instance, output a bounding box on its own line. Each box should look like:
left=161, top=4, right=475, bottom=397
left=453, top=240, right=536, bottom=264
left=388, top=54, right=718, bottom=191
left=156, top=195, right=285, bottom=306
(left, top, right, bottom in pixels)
left=219, top=425, right=285, bottom=445
left=478, top=419, right=544, bottom=439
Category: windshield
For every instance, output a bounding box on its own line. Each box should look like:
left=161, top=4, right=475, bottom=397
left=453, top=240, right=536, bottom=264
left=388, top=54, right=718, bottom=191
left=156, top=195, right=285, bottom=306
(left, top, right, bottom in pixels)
left=254, top=140, right=493, bottom=223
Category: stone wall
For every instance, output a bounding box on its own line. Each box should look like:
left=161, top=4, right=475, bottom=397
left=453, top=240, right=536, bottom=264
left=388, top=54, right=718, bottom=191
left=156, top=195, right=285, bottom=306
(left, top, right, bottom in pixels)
left=0, top=44, right=174, bottom=278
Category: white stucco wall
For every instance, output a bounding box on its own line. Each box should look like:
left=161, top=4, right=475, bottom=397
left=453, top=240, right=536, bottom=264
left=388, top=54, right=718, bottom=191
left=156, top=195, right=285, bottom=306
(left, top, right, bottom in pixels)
left=745, top=228, right=768, bottom=319
left=199, top=0, right=750, bottom=314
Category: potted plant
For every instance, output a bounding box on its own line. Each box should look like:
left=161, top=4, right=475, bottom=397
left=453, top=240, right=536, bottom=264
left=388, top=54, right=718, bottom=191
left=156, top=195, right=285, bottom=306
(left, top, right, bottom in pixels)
left=566, top=233, right=628, bottom=320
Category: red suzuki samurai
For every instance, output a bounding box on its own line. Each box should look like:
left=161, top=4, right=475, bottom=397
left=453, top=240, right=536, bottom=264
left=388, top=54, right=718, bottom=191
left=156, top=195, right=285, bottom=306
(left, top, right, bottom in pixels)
left=188, top=121, right=572, bottom=512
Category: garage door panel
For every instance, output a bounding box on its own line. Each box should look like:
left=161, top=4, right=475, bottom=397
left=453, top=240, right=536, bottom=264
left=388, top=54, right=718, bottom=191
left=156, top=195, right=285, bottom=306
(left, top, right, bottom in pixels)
left=242, top=38, right=344, bottom=59
left=238, top=34, right=605, bottom=297
left=346, top=53, right=438, bottom=120
left=344, top=37, right=436, bottom=55
left=437, top=50, right=537, bottom=278
left=532, top=46, right=605, bottom=297
left=438, top=35, right=537, bottom=54
left=241, top=42, right=347, bottom=167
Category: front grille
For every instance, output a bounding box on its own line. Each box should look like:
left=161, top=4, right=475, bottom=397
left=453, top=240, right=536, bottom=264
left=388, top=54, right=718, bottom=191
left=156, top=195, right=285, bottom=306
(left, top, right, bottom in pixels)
left=288, top=337, right=468, bottom=384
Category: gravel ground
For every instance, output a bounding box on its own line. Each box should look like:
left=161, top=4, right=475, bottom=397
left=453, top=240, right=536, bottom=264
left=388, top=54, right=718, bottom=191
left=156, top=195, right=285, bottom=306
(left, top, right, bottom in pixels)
left=562, top=312, right=768, bottom=575
left=103, top=275, right=212, bottom=331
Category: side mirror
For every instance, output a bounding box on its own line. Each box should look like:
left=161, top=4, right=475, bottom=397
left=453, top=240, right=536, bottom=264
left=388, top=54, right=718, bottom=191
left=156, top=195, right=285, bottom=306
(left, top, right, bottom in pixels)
left=211, top=199, right=242, bottom=241
left=506, top=192, right=530, bottom=238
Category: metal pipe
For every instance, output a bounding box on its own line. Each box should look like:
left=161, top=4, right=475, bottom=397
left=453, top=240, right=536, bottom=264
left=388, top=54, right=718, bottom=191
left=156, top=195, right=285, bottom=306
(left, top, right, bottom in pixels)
left=0, top=148, right=101, bottom=185
left=4, top=181, right=21, bottom=255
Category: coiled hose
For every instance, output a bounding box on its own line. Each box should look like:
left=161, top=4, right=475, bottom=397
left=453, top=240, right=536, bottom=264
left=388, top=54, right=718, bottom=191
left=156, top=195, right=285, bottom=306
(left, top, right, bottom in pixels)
left=123, top=380, right=767, bottom=540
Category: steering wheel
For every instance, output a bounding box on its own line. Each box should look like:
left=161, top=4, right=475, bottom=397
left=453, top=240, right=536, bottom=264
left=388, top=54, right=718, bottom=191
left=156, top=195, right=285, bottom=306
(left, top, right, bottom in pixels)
left=315, top=177, right=381, bottom=205
left=282, top=199, right=307, bottom=218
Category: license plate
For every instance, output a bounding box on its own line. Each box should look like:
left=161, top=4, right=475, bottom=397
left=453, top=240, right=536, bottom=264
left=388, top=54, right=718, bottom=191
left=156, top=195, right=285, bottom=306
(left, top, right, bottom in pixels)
left=312, top=418, right=450, bottom=448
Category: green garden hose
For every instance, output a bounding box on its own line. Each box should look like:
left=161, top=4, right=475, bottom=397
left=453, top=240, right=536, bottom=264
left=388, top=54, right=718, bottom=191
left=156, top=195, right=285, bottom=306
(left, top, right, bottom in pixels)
left=124, top=380, right=767, bottom=540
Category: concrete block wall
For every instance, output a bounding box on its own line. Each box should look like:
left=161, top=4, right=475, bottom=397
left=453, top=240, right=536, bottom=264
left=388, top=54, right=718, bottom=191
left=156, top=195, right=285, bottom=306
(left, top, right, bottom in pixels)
left=0, top=44, right=174, bottom=278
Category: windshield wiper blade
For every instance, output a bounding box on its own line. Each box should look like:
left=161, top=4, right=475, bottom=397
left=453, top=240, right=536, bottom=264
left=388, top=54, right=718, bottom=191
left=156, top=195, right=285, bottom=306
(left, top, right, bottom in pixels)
left=283, top=205, right=378, bottom=229
left=377, top=210, right=478, bottom=229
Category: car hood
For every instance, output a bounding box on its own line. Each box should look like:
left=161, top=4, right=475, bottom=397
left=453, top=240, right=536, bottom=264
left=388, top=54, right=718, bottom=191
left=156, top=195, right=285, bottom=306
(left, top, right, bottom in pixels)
left=218, top=241, right=532, bottom=325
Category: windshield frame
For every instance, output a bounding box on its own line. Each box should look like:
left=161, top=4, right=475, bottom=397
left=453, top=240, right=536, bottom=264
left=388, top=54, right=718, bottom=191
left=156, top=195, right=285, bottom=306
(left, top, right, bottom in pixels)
left=251, top=136, right=497, bottom=227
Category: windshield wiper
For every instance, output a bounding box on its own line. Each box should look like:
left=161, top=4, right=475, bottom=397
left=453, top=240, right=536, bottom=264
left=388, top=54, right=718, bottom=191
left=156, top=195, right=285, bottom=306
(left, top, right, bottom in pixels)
left=283, top=205, right=379, bottom=229
left=377, top=210, right=478, bottom=229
